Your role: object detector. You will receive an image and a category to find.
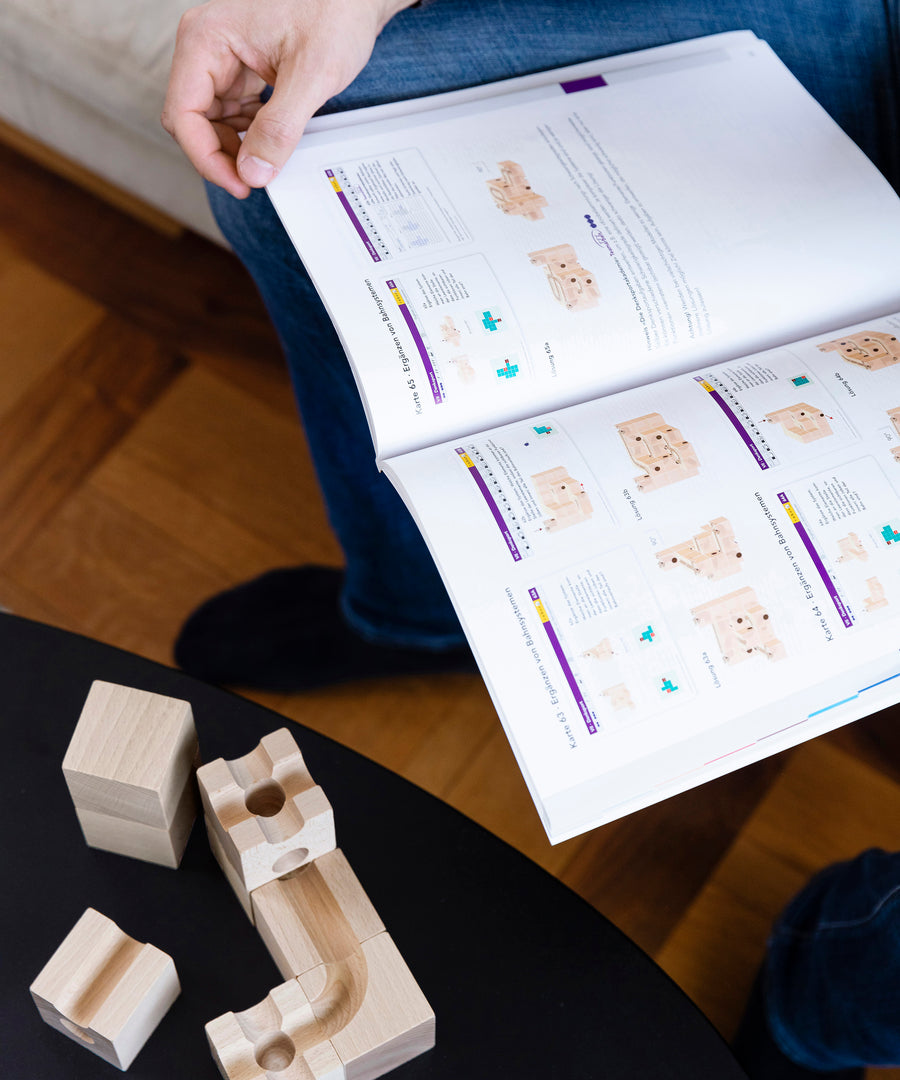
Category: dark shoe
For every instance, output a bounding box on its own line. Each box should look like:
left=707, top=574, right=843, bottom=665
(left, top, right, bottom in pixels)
left=174, top=565, right=475, bottom=692
left=731, top=971, right=864, bottom=1080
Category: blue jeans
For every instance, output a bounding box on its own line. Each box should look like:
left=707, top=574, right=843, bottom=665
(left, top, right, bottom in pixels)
left=209, top=0, right=900, bottom=648
left=765, top=848, right=900, bottom=1070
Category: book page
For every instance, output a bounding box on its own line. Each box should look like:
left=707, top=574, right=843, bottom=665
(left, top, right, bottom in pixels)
left=268, top=34, right=900, bottom=460
left=384, top=314, right=900, bottom=841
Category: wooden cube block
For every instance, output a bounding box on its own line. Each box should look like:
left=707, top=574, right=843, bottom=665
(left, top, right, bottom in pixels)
left=207, top=935, right=434, bottom=1080
left=198, top=728, right=335, bottom=896
left=30, top=908, right=180, bottom=1071
left=73, top=771, right=197, bottom=869
left=300, top=933, right=435, bottom=1080
left=206, top=979, right=344, bottom=1080
left=252, top=849, right=385, bottom=980
left=206, top=814, right=254, bottom=920
left=63, top=681, right=199, bottom=867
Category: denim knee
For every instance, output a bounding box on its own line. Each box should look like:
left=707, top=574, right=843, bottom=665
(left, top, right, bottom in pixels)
left=766, top=848, right=900, bottom=1070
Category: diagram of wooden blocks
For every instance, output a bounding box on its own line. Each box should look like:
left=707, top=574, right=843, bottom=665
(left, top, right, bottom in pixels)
left=531, top=465, right=593, bottom=531
left=616, top=412, right=700, bottom=492
left=30, top=907, right=180, bottom=1070
left=818, top=330, right=900, bottom=370
left=764, top=402, right=833, bottom=443
left=836, top=532, right=868, bottom=563
left=486, top=160, right=548, bottom=220
left=528, top=243, right=600, bottom=311
left=864, top=577, right=889, bottom=611
left=438, top=315, right=462, bottom=348
left=200, top=729, right=435, bottom=1080
left=601, top=683, right=634, bottom=710
left=657, top=516, right=743, bottom=579
left=582, top=639, right=614, bottom=661
left=691, top=587, right=786, bottom=663
left=62, top=681, right=199, bottom=868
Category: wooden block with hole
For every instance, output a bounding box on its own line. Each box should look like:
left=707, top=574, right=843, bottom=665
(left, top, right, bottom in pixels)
left=197, top=728, right=335, bottom=904
left=206, top=935, right=435, bottom=1080
left=30, top=907, right=180, bottom=1071
left=62, top=681, right=199, bottom=867
left=206, top=978, right=344, bottom=1080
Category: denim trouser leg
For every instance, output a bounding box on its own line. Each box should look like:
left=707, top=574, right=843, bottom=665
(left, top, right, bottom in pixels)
left=208, top=0, right=899, bottom=645
left=765, top=849, right=900, bottom=1070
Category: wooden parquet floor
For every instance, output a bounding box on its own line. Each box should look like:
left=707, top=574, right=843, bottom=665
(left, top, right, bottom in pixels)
left=3, top=139, right=900, bottom=1070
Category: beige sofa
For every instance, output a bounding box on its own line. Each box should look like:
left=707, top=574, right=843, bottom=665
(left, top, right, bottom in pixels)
left=0, top=0, right=224, bottom=242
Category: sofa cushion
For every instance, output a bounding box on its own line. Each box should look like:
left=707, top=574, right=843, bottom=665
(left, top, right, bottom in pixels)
left=0, top=0, right=193, bottom=150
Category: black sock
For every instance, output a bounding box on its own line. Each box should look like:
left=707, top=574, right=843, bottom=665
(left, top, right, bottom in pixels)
left=173, top=566, right=475, bottom=692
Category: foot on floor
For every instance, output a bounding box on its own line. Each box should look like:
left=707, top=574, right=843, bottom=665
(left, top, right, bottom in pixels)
left=731, top=972, right=864, bottom=1080
left=173, top=565, right=475, bottom=692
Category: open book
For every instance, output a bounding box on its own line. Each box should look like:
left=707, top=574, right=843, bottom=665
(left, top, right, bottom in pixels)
left=266, top=32, right=900, bottom=842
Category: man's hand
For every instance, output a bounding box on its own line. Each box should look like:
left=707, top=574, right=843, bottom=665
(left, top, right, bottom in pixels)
left=162, top=0, right=415, bottom=198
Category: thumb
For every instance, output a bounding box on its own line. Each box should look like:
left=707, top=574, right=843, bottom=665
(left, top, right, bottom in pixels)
left=236, top=61, right=319, bottom=186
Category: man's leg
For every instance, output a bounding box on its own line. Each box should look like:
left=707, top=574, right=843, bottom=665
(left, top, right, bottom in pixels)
left=734, top=848, right=900, bottom=1077
left=177, top=0, right=899, bottom=688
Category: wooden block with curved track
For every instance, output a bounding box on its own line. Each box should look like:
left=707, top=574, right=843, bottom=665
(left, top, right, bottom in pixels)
left=206, top=934, right=434, bottom=1080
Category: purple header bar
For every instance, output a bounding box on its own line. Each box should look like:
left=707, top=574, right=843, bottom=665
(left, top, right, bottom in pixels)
left=529, top=588, right=598, bottom=735
left=777, top=492, right=854, bottom=628
left=456, top=449, right=521, bottom=560
left=695, top=377, right=769, bottom=470
left=325, top=169, right=381, bottom=262
left=386, top=280, right=443, bottom=404
left=560, top=74, right=609, bottom=94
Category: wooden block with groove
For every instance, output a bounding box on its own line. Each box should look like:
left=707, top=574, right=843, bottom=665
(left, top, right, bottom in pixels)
left=207, top=935, right=435, bottom=1080
left=206, top=979, right=343, bottom=1080
left=62, top=680, right=199, bottom=867
left=252, top=849, right=385, bottom=980
left=30, top=907, right=180, bottom=1071
left=198, top=728, right=335, bottom=896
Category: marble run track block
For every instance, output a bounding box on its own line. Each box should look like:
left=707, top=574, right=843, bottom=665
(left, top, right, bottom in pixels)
left=252, top=849, right=385, bottom=981
left=198, top=728, right=336, bottom=900
left=62, top=681, right=199, bottom=868
left=206, top=979, right=344, bottom=1080
left=302, top=933, right=435, bottom=1080
left=206, top=936, right=435, bottom=1080
left=30, top=908, right=180, bottom=1071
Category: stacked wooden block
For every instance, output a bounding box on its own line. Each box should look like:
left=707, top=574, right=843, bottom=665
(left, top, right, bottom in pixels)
left=62, top=681, right=199, bottom=868
left=198, top=729, right=435, bottom=1080
left=33, top=682, right=434, bottom=1077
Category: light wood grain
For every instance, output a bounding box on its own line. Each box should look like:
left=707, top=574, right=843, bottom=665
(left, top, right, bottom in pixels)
left=253, top=849, right=385, bottom=981
left=206, top=979, right=344, bottom=1080
left=63, top=681, right=198, bottom=828
left=30, top=908, right=180, bottom=1070
left=74, top=772, right=198, bottom=869
left=199, top=728, right=336, bottom=894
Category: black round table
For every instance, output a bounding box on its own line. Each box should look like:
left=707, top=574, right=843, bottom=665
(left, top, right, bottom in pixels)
left=0, top=613, right=747, bottom=1078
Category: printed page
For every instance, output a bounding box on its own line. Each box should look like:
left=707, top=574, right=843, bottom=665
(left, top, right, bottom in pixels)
left=268, top=34, right=900, bottom=460
left=384, top=314, right=900, bottom=841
